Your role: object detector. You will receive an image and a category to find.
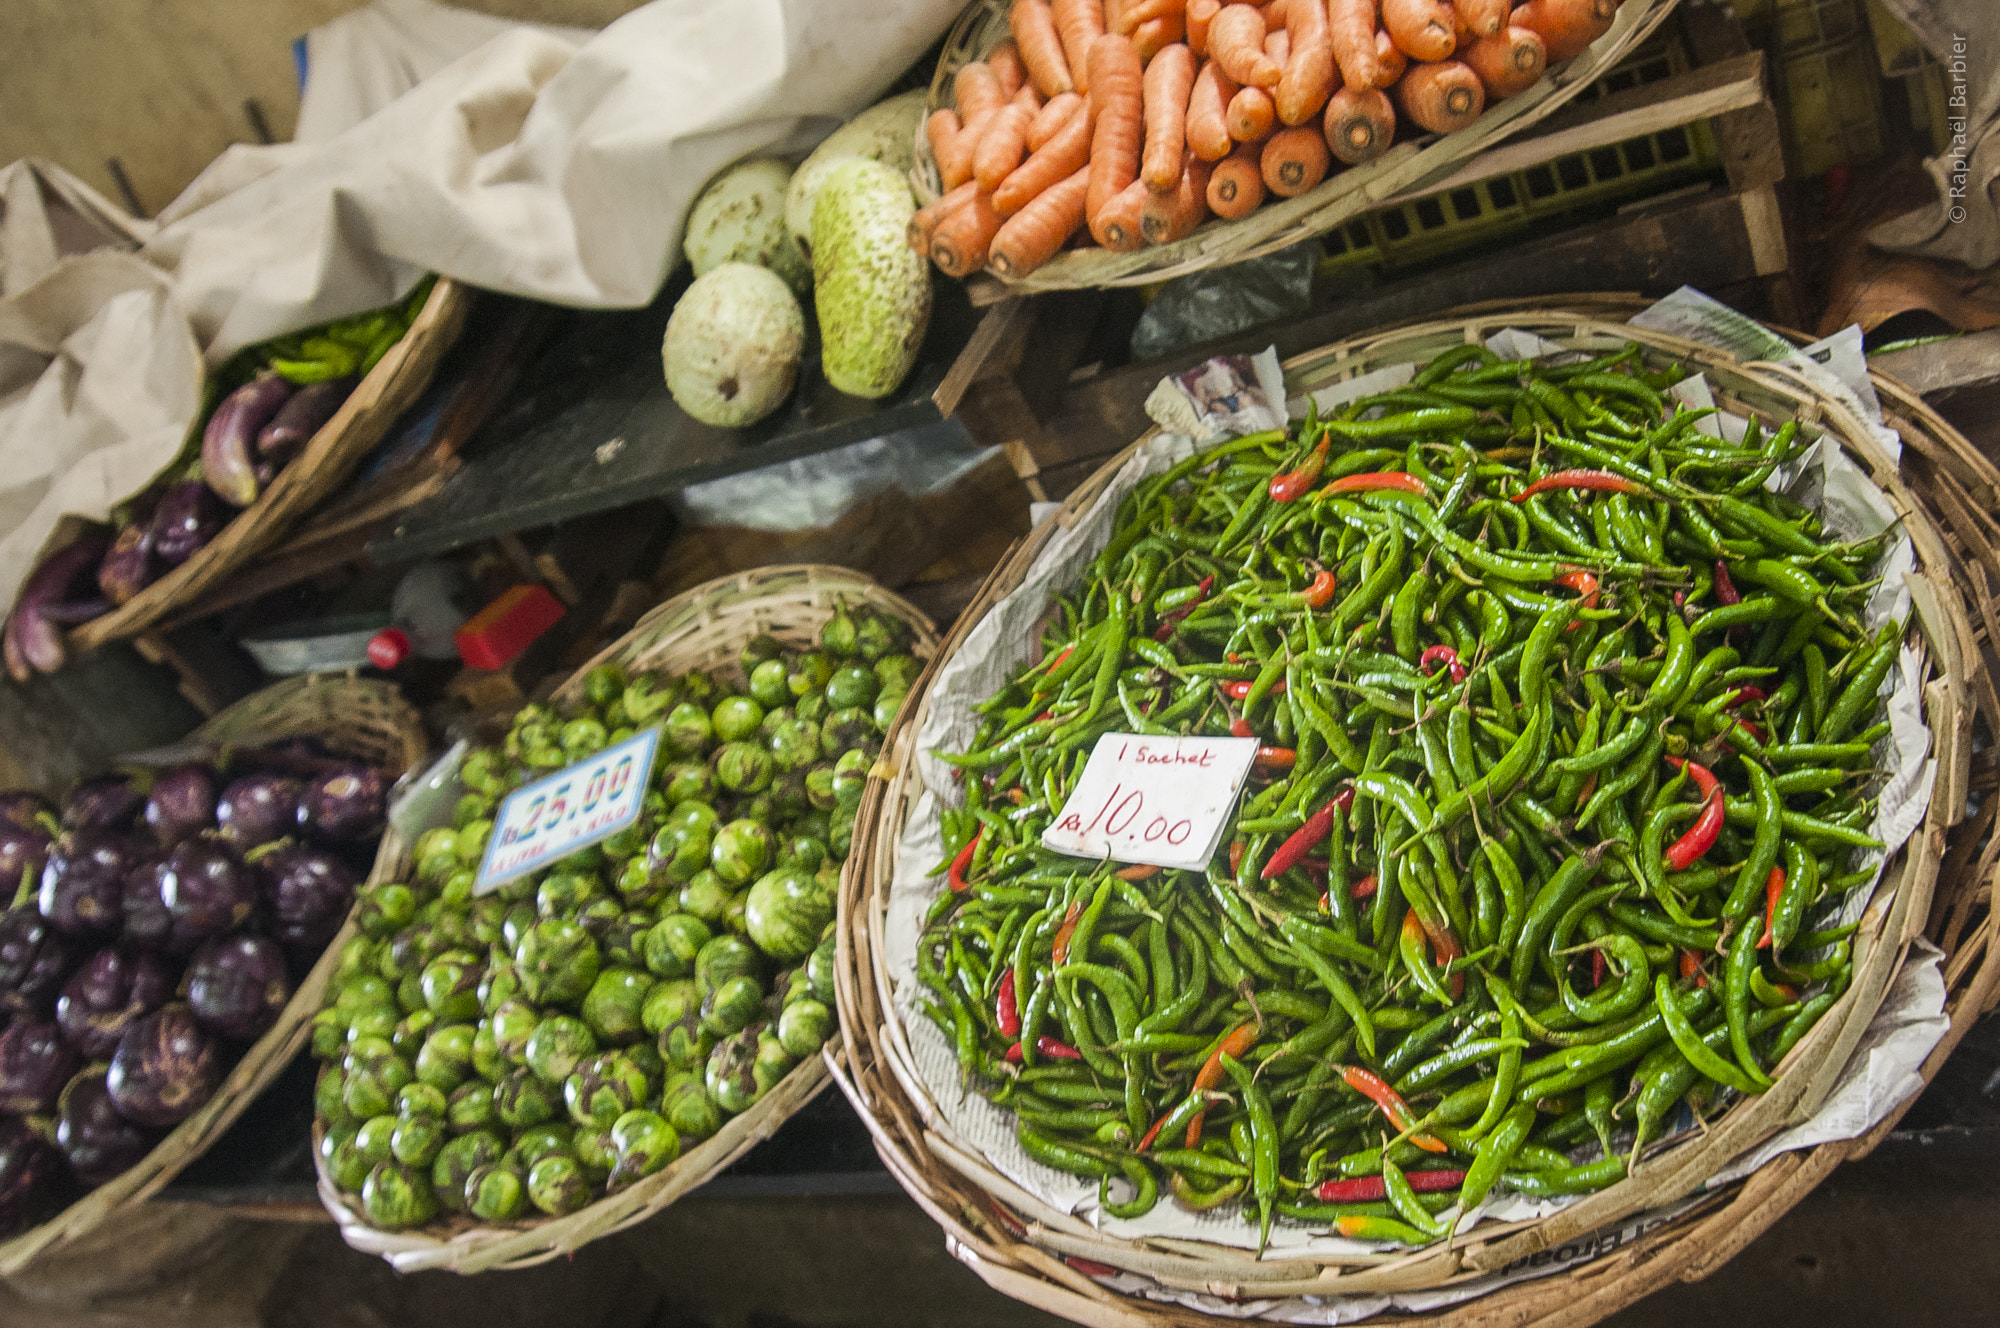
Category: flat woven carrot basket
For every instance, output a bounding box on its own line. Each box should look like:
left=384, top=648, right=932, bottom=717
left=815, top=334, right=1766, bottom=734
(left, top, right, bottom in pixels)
left=0, top=674, right=426, bottom=1275
left=315, top=565, right=938, bottom=1273
left=833, top=302, right=1999, bottom=1326
left=917, top=0, right=1679, bottom=290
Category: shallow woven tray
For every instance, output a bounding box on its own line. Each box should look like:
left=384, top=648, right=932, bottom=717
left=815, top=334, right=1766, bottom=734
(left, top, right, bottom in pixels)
left=833, top=308, right=1998, bottom=1325
left=0, top=674, right=426, bottom=1275
left=68, top=277, right=471, bottom=649
left=315, top=565, right=939, bottom=1273
left=916, top=0, right=1681, bottom=290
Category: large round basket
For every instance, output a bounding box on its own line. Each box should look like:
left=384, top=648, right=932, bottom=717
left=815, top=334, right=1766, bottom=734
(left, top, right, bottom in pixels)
left=314, top=564, right=939, bottom=1273
left=0, top=673, right=427, bottom=1275
left=67, top=277, right=472, bottom=649
left=917, top=0, right=1680, bottom=290
left=833, top=308, right=2000, bottom=1325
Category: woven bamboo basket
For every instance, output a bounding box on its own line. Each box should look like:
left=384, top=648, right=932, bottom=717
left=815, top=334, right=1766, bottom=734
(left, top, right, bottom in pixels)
left=67, top=277, right=471, bottom=649
left=915, top=0, right=1680, bottom=290
left=314, top=564, right=939, bottom=1273
left=0, top=673, right=427, bottom=1275
left=833, top=308, right=2000, bottom=1326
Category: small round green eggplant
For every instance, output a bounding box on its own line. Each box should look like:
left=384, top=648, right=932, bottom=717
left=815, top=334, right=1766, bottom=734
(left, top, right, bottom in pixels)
left=465, top=1163, right=528, bottom=1221
left=431, top=1129, right=503, bottom=1212
left=700, top=975, right=765, bottom=1037
left=601, top=910, right=652, bottom=969
left=660, top=1072, right=722, bottom=1141
left=803, top=764, right=839, bottom=812
left=392, top=1009, right=436, bottom=1058
left=363, top=1161, right=438, bottom=1230
left=414, top=1023, right=474, bottom=1092
left=354, top=1113, right=398, bottom=1165
left=357, top=882, right=416, bottom=939
left=744, top=866, right=830, bottom=962
left=461, top=746, right=505, bottom=795
left=329, top=1134, right=374, bottom=1193
left=694, top=934, right=762, bottom=995
left=787, top=651, right=834, bottom=697
left=514, top=918, right=600, bottom=1007
left=659, top=1017, right=715, bottom=1073
left=714, top=742, right=774, bottom=794
left=709, top=819, right=771, bottom=886
left=342, top=1042, right=412, bottom=1119
left=661, top=763, right=714, bottom=805
left=806, top=937, right=837, bottom=1003
left=420, top=950, right=484, bottom=1024
left=739, top=633, right=784, bottom=674
left=471, top=1023, right=508, bottom=1083
left=390, top=1114, right=446, bottom=1168
left=536, top=869, right=604, bottom=919
left=572, top=1128, right=615, bottom=1184
left=678, top=871, right=734, bottom=923
left=711, top=696, right=765, bottom=744
left=664, top=702, right=714, bottom=758
left=753, top=1028, right=797, bottom=1094
left=524, top=1014, right=599, bottom=1084
left=581, top=967, right=653, bottom=1044
left=316, top=1063, right=351, bottom=1124
left=447, top=1081, right=496, bottom=1135
left=514, top=1122, right=575, bottom=1168
left=623, top=672, right=681, bottom=725
left=795, top=689, right=828, bottom=725
left=489, top=999, right=540, bottom=1064
left=871, top=688, right=907, bottom=733
left=777, top=998, right=834, bottom=1058
left=641, top=978, right=700, bottom=1039
left=873, top=653, right=920, bottom=694
left=820, top=708, right=877, bottom=760
left=648, top=821, right=712, bottom=885
left=494, top=1068, right=558, bottom=1129
left=825, top=665, right=879, bottom=711
left=704, top=1027, right=763, bottom=1115
left=854, top=610, right=910, bottom=663
left=749, top=658, right=791, bottom=709
left=526, top=1154, right=593, bottom=1216
left=831, top=749, right=871, bottom=810
left=767, top=719, right=823, bottom=773
left=396, top=1081, right=448, bottom=1120
left=821, top=604, right=859, bottom=659
left=477, top=956, right=519, bottom=1013
left=564, top=1052, right=650, bottom=1129
left=609, top=1110, right=680, bottom=1187
left=641, top=914, right=711, bottom=979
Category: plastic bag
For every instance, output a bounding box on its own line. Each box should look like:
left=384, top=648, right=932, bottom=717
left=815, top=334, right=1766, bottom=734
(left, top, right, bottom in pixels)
left=1128, top=240, right=1317, bottom=361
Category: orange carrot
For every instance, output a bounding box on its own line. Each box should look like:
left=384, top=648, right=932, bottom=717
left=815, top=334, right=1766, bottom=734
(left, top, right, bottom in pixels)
left=1132, top=13, right=1185, bottom=59
left=990, top=165, right=1091, bottom=276
left=1141, top=152, right=1215, bottom=242
left=909, top=181, right=980, bottom=253
left=1187, top=0, right=1222, bottom=56
left=955, top=62, right=1008, bottom=125
left=1104, top=0, right=1128, bottom=35
left=1376, top=29, right=1409, bottom=85
left=1093, top=177, right=1152, bottom=250
left=1186, top=59, right=1239, bottom=159
left=987, top=40, right=1028, bottom=97
left=1327, top=0, right=1382, bottom=92
left=1264, top=25, right=1291, bottom=67
left=1015, top=80, right=1044, bottom=111
left=1029, top=91, right=1083, bottom=150
left=1261, top=123, right=1330, bottom=195
left=1226, top=84, right=1277, bottom=141
left=995, top=95, right=1095, bottom=213
left=1276, top=0, right=1335, bottom=125
left=1511, top=0, right=1616, bottom=61
left=1052, top=0, right=1105, bottom=93
left=1457, top=0, right=1510, bottom=38
left=1206, top=140, right=1267, bottom=216
left=928, top=109, right=969, bottom=189
left=1383, top=0, right=1457, bottom=61
left=931, top=190, right=1005, bottom=275
left=1142, top=43, right=1199, bottom=191
left=1116, top=0, right=1182, bottom=33
left=1462, top=26, right=1547, bottom=99
left=1010, top=0, right=1076, bottom=98
left=1322, top=83, right=1396, bottom=163
left=975, top=101, right=1039, bottom=192
left=1085, top=34, right=1145, bottom=227
left=1208, top=5, right=1281, bottom=88
left=1394, top=58, right=1485, bottom=133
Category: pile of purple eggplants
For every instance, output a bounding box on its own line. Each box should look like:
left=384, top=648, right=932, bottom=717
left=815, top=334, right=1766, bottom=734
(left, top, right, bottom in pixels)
left=2, top=276, right=437, bottom=681
left=0, top=740, right=389, bottom=1238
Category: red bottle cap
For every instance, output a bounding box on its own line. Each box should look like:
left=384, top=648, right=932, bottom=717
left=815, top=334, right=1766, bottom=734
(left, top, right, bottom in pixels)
left=455, top=584, right=565, bottom=671
left=366, top=627, right=411, bottom=670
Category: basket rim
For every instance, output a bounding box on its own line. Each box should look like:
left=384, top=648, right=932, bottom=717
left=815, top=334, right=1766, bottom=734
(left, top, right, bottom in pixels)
left=833, top=304, right=1994, bottom=1323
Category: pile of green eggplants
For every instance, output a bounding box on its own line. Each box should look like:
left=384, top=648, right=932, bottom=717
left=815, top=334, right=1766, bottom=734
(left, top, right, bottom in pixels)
left=4, top=278, right=435, bottom=681
left=312, top=601, right=921, bottom=1231
left=919, top=342, right=1895, bottom=1249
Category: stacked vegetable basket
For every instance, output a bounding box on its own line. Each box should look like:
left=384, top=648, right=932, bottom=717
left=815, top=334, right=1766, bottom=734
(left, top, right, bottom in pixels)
left=835, top=307, right=1998, bottom=1326
left=312, top=566, right=936, bottom=1272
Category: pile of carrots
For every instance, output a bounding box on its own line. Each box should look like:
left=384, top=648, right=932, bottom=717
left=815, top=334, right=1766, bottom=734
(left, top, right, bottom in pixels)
left=912, top=0, right=1625, bottom=279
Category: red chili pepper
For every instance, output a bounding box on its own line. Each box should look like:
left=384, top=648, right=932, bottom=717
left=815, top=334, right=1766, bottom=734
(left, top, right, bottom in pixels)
left=1666, top=756, right=1720, bottom=801
left=1187, top=1022, right=1259, bottom=1147
left=1552, top=567, right=1601, bottom=617
left=1729, top=685, right=1768, bottom=708
left=996, top=968, right=1021, bottom=1038
left=1665, top=788, right=1724, bottom=872
left=1046, top=644, right=1075, bottom=672
left=1303, top=569, right=1338, bottom=610
left=1263, top=798, right=1340, bottom=879
left=1065, top=1256, right=1119, bottom=1278
left=1713, top=560, right=1741, bottom=606
left=1222, top=678, right=1287, bottom=700
left=1337, top=1065, right=1447, bottom=1153
left=1313, top=1169, right=1466, bottom=1203
left=1591, top=948, right=1608, bottom=990
left=1253, top=746, right=1297, bottom=773
left=1229, top=717, right=1255, bottom=739
left=1270, top=440, right=1331, bottom=502
left=1004, top=1035, right=1083, bottom=1063
left=988, top=1198, right=1029, bottom=1237
left=1135, top=1113, right=1169, bottom=1152
left=1418, top=644, right=1467, bottom=683
left=1115, top=863, right=1160, bottom=882
left=1228, top=840, right=1245, bottom=876
left=947, top=830, right=981, bottom=892
left=1350, top=873, right=1378, bottom=899
left=1151, top=622, right=1175, bottom=642
left=1574, top=770, right=1598, bottom=811
left=1154, top=575, right=1217, bottom=639
left=1758, top=866, right=1785, bottom=949
left=1050, top=899, right=1084, bottom=965
left=1722, top=719, right=1764, bottom=752
left=1511, top=469, right=1648, bottom=502
left=1679, top=949, right=1709, bottom=988
left=1409, top=913, right=1467, bottom=1000
left=1333, top=786, right=1356, bottom=813
left=1322, top=471, right=1427, bottom=497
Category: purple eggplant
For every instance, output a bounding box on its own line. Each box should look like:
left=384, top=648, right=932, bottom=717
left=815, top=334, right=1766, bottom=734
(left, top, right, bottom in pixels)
left=96, top=521, right=158, bottom=606
left=185, top=935, right=289, bottom=1041
left=0, top=795, right=53, bottom=834
left=156, top=836, right=257, bottom=953
left=61, top=775, right=144, bottom=836
left=297, top=765, right=386, bottom=847
left=120, top=855, right=172, bottom=953
left=256, top=376, right=354, bottom=459
left=215, top=773, right=303, bottom=849
left=106, top=1004, right=218, bottom=1127
left=4, top=530, right=113, bottom=682
left=38, top=836, right=133, bottom=942
left=0, top=825, right=51, bottom=898
left=55, top=948, right=173, bottom=1059
left=0, top=1019, right=78, bottom=1115
left=56, top=1070, right=154, bottom=1187
left=202, top=376, right=292, bottom=508
left=257, top=843, right=357, bottom=958
left=150, top=480, right=226, bottom=567
left=143, top=764, right=218, bottom=849
left=0, top=1117, right=69, bottom=1238
left=0, top=910, right=72, bottom=1020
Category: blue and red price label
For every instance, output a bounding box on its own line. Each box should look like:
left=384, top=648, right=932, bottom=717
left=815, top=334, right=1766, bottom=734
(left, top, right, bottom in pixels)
left=474, top=728, right=659, bottom=895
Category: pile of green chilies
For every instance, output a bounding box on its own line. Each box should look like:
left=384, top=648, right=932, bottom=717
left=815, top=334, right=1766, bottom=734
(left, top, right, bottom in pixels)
left=915, top=341, right=1897, bottom=1250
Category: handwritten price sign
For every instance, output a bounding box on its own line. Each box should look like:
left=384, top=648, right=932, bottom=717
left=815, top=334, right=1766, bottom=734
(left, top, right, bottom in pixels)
left=474, top=728, right=660, bottom=895
left=1040, top=734, right=1259, bottom=872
